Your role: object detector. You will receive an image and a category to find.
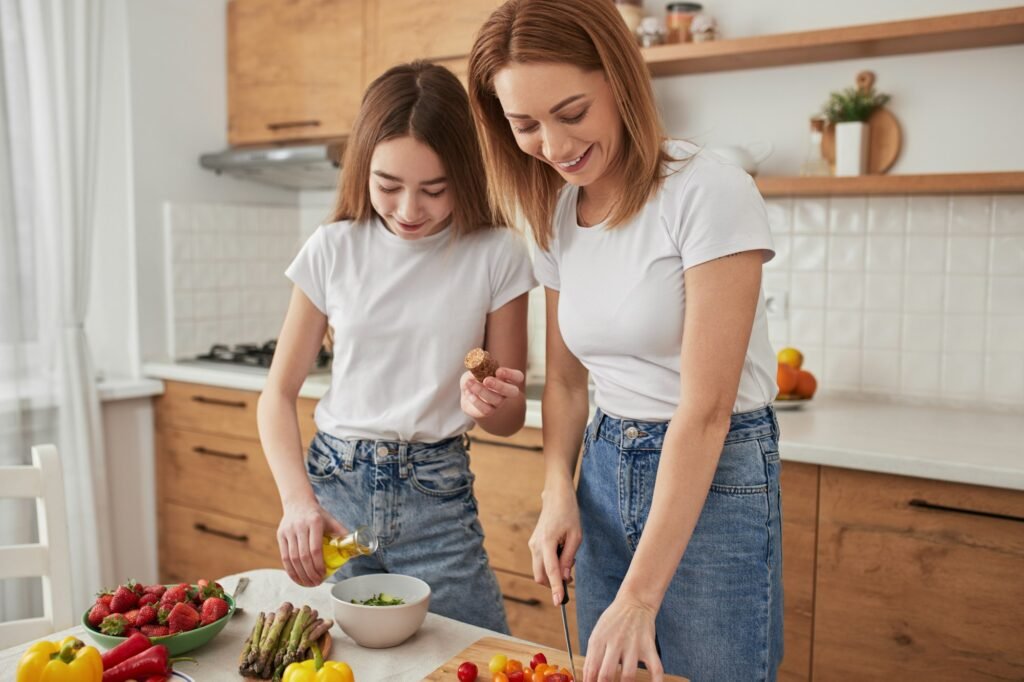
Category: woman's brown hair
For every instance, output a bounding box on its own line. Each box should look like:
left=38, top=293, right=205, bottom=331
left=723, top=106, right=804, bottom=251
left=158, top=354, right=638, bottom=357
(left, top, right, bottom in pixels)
left=468, top=0, right=672, bottom=250
left=330, top=60, right=501, bottom=236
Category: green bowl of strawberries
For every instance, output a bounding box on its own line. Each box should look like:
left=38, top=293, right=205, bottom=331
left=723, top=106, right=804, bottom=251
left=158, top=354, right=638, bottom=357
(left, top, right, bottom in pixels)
left=82, top=580, right=236, bottom=656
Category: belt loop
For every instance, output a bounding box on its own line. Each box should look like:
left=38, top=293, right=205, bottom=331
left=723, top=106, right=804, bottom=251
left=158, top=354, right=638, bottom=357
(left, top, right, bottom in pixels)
left=398, top=442, right=410, bottom=479
left=462, top=432, right=472, bottom=451
left=593, top=410, right=607, bottom=444
left=341, top=440, right=356, bottom=472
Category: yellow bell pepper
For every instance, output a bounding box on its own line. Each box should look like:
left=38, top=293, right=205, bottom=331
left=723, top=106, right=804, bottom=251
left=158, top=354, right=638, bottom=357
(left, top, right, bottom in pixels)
left=16, top=637, right=102, bottom=682
left=281, top=642, right=353, bottom=682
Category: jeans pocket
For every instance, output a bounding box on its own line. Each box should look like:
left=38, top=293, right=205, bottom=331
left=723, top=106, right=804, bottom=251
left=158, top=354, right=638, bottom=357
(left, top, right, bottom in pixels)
left=409, top=452, right=474, bottom=498
left=708, top=437, right=769, bottom=495
left=305, top=434, right=341, bottom=481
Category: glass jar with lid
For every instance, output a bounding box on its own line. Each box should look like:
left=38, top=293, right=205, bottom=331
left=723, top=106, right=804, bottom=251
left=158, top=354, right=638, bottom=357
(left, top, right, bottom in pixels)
left=665, top=2, right=703, bottom=43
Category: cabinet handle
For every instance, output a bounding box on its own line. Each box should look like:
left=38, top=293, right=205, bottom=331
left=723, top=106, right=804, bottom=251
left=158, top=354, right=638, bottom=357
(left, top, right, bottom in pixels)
left=266, top=119, right=321, bottom=131
left=908, top=498, right=1024, bottom=524
left=193, top=446, right=248, bottom=461
left=502, top=594, right=542, bottom=607
left=469, top=436, right=543, bottom=452
left=193, top=523, right=249, bottom=543
left=190, top=395, right=247, bottom=409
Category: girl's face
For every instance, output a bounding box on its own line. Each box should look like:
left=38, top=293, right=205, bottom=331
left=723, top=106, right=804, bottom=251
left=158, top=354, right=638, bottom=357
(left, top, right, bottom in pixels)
left=369, top=135, right=453, bottom=240
left=492, top=63, right=623, bottom=190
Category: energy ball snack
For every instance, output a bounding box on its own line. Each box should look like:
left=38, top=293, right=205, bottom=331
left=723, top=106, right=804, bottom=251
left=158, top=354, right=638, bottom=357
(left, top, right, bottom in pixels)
left=464, top=348, right=499, bottom=382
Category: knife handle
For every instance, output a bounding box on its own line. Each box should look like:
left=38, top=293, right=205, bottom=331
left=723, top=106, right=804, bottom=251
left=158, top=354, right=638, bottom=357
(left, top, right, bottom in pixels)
left=557, top=544, right=570, bottom=605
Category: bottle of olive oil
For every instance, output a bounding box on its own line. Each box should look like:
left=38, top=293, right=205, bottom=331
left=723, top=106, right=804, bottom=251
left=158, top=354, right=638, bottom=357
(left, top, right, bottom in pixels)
left=322, top=526, right=378, bottom=579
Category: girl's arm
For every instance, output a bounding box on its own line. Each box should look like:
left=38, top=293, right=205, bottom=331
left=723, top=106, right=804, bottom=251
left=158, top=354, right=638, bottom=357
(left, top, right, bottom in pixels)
left=461, top=292, right=529, bottom=437
left=584, top=250, right=765, bottom=682
left=257, top=286, right=344, bottom=587
left=531, top=287, right=590, bottom=604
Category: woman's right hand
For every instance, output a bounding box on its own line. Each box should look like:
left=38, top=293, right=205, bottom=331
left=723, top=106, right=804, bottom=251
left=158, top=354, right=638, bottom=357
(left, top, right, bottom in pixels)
left=528, top=476, right=582, bottom=606
left=277, top=496, right=346, bottom=587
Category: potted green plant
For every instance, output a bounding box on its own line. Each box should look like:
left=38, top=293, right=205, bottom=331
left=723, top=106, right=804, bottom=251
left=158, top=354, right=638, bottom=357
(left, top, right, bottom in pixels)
left=822, top=71, right=890, bottom=176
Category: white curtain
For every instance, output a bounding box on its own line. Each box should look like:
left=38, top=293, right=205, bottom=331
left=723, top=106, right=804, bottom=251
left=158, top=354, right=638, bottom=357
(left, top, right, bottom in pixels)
left=0, top=0, right=113, bottom=620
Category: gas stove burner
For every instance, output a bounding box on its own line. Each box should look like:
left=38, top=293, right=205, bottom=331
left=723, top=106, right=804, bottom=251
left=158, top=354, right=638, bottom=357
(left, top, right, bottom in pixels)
left=195, top=340, right=329, bottom=370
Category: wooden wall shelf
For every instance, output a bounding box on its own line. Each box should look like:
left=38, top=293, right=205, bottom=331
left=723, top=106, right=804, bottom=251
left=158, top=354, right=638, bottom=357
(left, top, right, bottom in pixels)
left=642, top=8, right=1024, bottom=76
left=755, top=172, right=1024, bottom=197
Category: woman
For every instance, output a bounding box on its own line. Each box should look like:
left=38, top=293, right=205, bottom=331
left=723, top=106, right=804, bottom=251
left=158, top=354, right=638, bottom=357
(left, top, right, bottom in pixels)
left=468, top=1, right=782, bottom=679
left=257, top=61, right=536, bottom=633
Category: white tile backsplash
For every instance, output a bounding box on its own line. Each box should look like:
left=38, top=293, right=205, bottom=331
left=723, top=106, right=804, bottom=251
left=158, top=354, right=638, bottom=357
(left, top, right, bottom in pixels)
left=763, top=193, right=1024, bottom=410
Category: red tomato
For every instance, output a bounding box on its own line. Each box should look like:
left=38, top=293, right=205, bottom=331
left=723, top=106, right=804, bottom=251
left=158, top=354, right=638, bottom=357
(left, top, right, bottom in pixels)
left=546, top=675, right=570, bottom=682
left=507, top=672, right=525, bottom=682
left=530, top=653, right=547, bottom=669
left=457, top=661, right=479, bottom=682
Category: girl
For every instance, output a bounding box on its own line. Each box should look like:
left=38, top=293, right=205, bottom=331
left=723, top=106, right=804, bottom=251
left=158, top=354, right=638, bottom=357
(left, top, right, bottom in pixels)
left=469, top=1, right=782, bottom=678
left=257, top=61, right=536, bottom=634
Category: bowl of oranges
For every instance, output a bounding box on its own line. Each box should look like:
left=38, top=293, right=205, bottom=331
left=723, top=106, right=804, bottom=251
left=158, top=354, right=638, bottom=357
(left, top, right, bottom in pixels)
left=775, top=347, right=816, bottom=410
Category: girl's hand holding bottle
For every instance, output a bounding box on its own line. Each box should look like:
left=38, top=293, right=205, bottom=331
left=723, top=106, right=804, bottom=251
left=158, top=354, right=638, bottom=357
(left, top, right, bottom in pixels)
left=277, top=495, right=347, bottom=587
left=460, top=366, right=525, bottom=419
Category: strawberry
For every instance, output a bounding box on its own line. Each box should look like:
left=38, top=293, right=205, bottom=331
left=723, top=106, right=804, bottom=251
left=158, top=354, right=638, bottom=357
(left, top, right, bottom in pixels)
left=100, top=613, right=129, bottom=636
left=159, top=584, right=188, bottom=609
left=95, top=590, right=113, bottom=607
left=143, top=584, right=166, bottom=598
left=196, top=582, right=226, bottom=602
left=87, top=602, right=111, bottom=627
left=131, top=580, right=145, bottom=596
left=123, top=609, right=140, bottom=626
left=138, top=592, right=158, bottom=607
left=157, top=607, right=170, bottom=625
left=166, top=602, right=200, bottom=634
left=135, top=604, right=157, bottom=626
left=140, top=624, right=169, bottom=638
left=199, top=597, right=229, bottom=626
left=110, top=585, right=139, bottom=613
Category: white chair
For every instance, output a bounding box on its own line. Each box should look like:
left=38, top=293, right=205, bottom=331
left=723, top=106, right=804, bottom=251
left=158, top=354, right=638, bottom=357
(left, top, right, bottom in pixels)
left=0, top=444, right=74, bottom=648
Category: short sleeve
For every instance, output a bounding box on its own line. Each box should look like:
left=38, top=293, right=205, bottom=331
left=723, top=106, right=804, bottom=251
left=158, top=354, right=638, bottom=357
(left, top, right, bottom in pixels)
left=673, top=162, right=775, bottom=271
left=532, top=241, right=560, bottom=291
left=285, top=226, right=328, bottom=314
left=489, top=229, right=539, bottom=312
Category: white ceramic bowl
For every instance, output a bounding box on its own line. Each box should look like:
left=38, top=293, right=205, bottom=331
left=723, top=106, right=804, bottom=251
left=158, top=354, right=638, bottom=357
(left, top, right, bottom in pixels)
left=330, top=574, right=431, bottom=648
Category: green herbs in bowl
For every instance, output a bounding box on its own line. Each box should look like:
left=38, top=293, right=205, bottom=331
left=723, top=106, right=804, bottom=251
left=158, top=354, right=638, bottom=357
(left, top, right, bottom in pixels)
left=351, top=592, right=405, bottom=606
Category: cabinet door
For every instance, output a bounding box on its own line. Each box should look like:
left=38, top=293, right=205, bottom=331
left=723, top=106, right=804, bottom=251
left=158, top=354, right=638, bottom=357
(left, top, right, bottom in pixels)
left=364, top=0, right=500, bottom=83
left=228, top=0, right=363, bottom=145
left=779, top=462, right=818, bottom=682
left=813, top=468, right=1024, bottom=681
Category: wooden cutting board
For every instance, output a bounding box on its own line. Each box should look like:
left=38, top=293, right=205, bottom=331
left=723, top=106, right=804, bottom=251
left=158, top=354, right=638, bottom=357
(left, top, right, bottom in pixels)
left=821, top=106, right=902, bottom=175
left=425, top=636, right=689, bottom=681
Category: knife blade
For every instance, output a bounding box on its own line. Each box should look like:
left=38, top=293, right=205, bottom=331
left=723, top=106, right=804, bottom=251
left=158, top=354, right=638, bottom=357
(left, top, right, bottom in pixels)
left=556, top=546, right=578, bottom=680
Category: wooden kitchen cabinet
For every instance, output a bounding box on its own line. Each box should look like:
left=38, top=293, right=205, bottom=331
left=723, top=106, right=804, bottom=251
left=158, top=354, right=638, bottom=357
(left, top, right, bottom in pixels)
left=812, top=468, right=1024, bottom=681
left=155, top=381, right=318, bottom=581
left=779, top=462, right=819, bottom=682
left=227, top=0, right=364, bottom=146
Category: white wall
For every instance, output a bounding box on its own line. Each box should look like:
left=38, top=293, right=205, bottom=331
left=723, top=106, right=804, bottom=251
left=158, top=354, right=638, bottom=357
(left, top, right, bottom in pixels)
left=124, top=0, right=298, bottom=365
left=644, top=0, right=1024, bottom=175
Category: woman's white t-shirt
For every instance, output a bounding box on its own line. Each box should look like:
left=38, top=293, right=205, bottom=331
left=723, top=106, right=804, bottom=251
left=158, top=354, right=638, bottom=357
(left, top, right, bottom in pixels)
left=533, top=140, right=777, bottom=420
left=286, top=217, right=537, bottom=442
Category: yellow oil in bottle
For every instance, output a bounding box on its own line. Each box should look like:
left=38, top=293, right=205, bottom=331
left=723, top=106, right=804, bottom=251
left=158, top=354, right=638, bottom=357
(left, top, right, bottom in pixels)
left=322, top=526, right=378, bottom=579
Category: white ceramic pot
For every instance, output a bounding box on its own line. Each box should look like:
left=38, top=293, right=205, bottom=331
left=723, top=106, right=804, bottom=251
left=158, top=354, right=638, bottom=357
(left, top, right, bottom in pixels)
left=835, top=121, right=869, bottom=176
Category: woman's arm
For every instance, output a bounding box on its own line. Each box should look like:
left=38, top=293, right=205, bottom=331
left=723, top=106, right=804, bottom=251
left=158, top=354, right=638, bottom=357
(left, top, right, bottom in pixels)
left=257, top=286, right=344, bottom=587
left=584, top=250, right=765, bottom=682
left=531, top=287, right=590, bottom=603
left=461, top=292, right=529, bottom=437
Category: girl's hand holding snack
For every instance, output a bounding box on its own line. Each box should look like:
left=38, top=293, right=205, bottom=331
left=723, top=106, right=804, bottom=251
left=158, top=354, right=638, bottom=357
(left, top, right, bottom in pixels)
left=461, top=348, right=525, bottom=419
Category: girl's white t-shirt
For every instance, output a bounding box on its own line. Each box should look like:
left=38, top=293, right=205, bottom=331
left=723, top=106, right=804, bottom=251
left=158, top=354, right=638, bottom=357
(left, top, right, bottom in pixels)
left=534, top=140, right=777, bottom=420
left=286, top=217, right=537, bottom=442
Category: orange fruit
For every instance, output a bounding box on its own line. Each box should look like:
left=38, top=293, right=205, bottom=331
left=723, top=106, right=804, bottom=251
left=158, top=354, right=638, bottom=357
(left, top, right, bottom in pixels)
left=777, top=363, right=799, bottom=396
left=795, top=370, right=817, bottom=399
left=777, top=347, right=804, bottom=370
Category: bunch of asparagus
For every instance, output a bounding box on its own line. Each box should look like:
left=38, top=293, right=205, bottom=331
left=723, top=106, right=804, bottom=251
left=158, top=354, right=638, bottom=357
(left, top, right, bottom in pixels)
left=237, top=602, right=334, bottom=680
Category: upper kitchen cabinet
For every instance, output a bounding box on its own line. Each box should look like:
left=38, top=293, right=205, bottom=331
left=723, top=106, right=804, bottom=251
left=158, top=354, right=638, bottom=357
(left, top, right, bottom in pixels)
left=363, top=0, right=500, bottom=84
left=227, top=0, right=364, bottom=146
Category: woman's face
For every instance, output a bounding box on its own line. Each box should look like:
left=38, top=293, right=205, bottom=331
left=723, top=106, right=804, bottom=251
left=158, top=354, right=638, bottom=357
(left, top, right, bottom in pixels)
left=369, top=135, right=453, bottom=240
left=492, top=63, right=623, bottom=190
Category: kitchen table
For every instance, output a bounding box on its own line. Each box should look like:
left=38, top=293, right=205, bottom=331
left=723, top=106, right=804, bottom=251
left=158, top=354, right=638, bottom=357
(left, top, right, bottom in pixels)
left=0, top=569, right=513, bottom=681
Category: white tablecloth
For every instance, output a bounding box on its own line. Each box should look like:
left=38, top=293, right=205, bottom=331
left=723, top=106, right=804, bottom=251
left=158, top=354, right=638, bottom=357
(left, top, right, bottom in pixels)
left=0, top=569, right=511, bottom=681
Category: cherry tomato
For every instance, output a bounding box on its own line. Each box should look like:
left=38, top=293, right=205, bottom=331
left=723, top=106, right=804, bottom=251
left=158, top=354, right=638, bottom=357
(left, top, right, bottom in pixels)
left=530, top=653, right=548, bottom=670
left=505, top=659, right=523, bottom=674
left=522, top=670, right=534, bottom=682
left=558, top=667, right=574, bottom=679
left=546, top=675, right=570, bottom=682
left=507, top=672, right=525, bottom=682
left=457, top=661, right=479, bottom=682
left=493, top=673, right=509, bottom=682
left=489, top=654, right=509, bottom=674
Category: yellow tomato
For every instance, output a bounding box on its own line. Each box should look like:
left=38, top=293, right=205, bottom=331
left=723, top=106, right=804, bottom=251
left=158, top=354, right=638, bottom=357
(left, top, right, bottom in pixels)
left=488, top=654, right=508, bottom=674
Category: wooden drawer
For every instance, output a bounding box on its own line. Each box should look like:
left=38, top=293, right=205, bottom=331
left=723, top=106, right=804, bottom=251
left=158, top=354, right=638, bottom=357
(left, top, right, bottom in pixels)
left=470, top=428, right=544, bottom=576
left=813, top=468, right=1024, bottom=681
left=158, top=501, right=280, bottom=583
left=779, top=461, right=818, bottom=682
left=496, top=569, right=580, bottom=654
left=156, top=427, right=282, bottom=526
left=157, top=381, right=259, bottom=440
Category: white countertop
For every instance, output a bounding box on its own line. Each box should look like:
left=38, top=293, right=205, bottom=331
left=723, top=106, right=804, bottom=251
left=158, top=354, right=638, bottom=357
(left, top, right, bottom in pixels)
left=143, top=362, right=1024, bottom=492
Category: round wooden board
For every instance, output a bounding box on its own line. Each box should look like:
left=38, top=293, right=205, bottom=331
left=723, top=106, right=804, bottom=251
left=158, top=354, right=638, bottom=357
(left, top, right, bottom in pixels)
left=821, top=107, right=902, bottom=174
left=240, top=632, right=332, bottom=680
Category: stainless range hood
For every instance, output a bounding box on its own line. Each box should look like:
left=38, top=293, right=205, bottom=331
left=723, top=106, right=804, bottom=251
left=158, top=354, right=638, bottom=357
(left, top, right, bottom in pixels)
left=199, top=140, right=345, bottom=190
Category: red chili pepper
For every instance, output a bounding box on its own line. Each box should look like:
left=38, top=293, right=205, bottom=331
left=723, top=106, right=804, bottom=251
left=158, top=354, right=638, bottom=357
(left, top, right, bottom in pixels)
left=101, top=644, right=194, bottom=682
left=100, top=631, right=151, bottom=670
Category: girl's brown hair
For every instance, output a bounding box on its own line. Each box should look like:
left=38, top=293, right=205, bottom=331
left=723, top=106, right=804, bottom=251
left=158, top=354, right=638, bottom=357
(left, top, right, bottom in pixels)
left=468, top=0, right=672, bottom=250
left=330, top=61, right=501, bottom=236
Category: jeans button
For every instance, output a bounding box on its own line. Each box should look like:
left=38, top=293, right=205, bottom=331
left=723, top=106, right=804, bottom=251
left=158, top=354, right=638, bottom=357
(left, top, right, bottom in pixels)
left=625, top=426, right=639, bottom=439
left=376, top=445, right=389, bottom=457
